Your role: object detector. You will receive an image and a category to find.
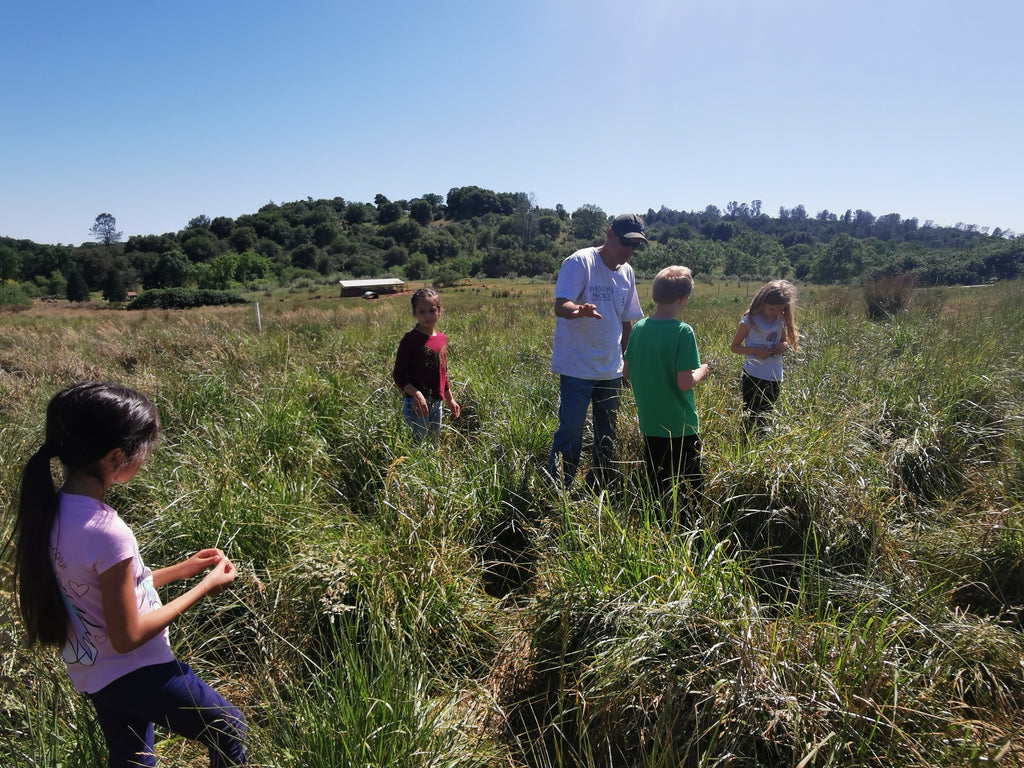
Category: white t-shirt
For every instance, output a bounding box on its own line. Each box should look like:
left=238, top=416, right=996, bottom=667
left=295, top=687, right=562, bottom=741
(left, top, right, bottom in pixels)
left=740, top=312, right=785, bottom=381
left=551, top=247, right=644, bottom=380
left=50, top=493, right=175, bottom=693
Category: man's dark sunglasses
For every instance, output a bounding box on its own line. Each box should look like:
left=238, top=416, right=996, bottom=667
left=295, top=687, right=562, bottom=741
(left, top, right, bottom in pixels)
left=619, top=236, right=644, bottom=250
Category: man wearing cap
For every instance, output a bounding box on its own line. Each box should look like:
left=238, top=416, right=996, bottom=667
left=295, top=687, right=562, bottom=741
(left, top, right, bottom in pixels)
left=547, top=213, right=647, bottom=488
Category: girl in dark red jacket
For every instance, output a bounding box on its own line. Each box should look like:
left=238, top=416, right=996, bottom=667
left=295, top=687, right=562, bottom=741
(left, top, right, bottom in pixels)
left=392, top=287, right=460, bottom=441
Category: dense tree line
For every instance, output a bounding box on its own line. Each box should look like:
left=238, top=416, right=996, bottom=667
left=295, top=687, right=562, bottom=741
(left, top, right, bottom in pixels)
left=1, top=189, right=1021, bottom=305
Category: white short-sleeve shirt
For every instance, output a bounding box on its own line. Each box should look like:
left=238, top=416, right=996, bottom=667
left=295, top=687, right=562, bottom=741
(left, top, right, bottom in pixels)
left=551, top=247, right=644, bottom=380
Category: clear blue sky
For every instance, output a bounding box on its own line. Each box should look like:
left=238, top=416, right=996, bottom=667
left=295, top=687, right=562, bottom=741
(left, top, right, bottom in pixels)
left=2, top=0, right=1021, bottom=245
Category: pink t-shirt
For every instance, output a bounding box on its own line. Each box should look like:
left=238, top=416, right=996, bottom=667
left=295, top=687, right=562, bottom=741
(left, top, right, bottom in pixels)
left=50, top=493, right=174, bottom=693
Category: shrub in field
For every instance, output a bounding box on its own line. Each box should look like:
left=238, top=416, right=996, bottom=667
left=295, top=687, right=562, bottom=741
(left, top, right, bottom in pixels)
left=126, top=287, right=248, bottom=309
left=0, top=282, right=33, bottom=308
left=864, top=273, right=915, bottom=319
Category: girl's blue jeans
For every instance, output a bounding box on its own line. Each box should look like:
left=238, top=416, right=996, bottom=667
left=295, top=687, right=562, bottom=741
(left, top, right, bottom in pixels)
left=402, top=396, right=443, bottom=441
left=546, top=375, right=621, bottom=487
left=87, top=660, right=246, bottom=767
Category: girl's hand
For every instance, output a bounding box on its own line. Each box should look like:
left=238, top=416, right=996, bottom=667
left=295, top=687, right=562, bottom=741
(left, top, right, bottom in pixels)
left=201, top=556, right=237, bottom=598
left=413, top=392, right=429, bottom=417
left=447, top=398, right=461, bottom=419
left=180, top=548, right=226, bottom=579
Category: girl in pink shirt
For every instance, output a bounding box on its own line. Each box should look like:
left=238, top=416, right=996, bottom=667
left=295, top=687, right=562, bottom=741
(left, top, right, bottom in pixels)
left=14, top=382, right=246, bottom=767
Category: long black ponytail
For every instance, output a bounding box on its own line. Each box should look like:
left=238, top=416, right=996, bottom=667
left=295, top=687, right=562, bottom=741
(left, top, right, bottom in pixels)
left=14, top=382, right=160, bottom=647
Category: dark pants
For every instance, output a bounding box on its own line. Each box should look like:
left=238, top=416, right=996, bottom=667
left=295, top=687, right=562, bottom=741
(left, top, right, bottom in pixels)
left=87, top=660, right=246, bottom=768
left=741, top=373, right=780, bottom=432
left=643, top=434, right=703, bottom=523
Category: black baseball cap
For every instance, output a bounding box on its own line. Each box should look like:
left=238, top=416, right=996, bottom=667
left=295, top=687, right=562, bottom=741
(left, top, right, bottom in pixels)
left=611, top=213, right=647, bottom=242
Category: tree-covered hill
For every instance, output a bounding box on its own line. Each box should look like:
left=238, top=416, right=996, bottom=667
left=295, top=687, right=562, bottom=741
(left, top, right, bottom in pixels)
left=2, top=188, right=1021, bottom=304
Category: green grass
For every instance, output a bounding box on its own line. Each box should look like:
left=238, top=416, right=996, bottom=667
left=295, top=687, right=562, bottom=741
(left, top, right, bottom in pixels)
left=2, top=279, right=1024, bottom=766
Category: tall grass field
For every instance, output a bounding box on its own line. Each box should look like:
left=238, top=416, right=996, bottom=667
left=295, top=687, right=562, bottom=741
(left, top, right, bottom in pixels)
left=2, top=279, right=1023, bottom=767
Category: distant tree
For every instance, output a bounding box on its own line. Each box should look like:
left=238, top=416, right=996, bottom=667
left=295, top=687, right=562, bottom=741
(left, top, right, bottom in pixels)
left=409, top=199, right=433, bottom=226
left=723, top=242, right=756, bottom=277
left=383, top=245, right=409, bottom=268
left=234, top=250, right=270, bottom=282
left=812, top=233, right=863, bottom=283
left=709, top=221, right=736, bottom=242
left=853, top=209, right=876, bottom=237
left=65, top=266, right=90, bottom=301
left=405, top=252, right=429, bottom=280
left=418, top=229, right=459, bottom=262
left=345, top=203, right=371, bottom=225
left=726, top=201, right=750, bottom=220
left=76, top=245, right=116, bottom=290
left=429, top=263, right=463, bottom=288
left=125, top=233, right=176, bottom=254
left=195, top=252, right=239, bottom=290
left=341, top=252, right=382, bottom=277
left=538, top=215, right=561, bottom=238
left=103, top=269, right=128, bottom=302
left=570, top=204, right=607, bottom=241
left=512, top=192, right=538, bottom=247
left=209, top=216, right=234, bottom=238
left=229, top=226, right=258, bottom=253
left=291, top=242, right=319, bottom=271
left=446, top=186, right=504, bottom=220
left=312, top=222, right=337, bottom=248
left=0, top=282, right=32, bottom=306
left=187, top=214, right=212, bottom=230
left=380, top=219, right=421, bottom=248
left=146, top=250, right=193, bottom=288
left=377, top=202, right=403, bottom=226
left=0, top=245, right=21, bottom=281
left=180, top=229, right=218, bottom=262
left=418, top=193, right=444, bottom=220
left=90, top=213, right=123, bottom=245
left=36, top=270, right=65, bottom=297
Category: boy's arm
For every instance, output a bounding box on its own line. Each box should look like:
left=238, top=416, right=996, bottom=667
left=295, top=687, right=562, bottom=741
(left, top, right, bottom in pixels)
left=677, top=363, right=709, bottom=392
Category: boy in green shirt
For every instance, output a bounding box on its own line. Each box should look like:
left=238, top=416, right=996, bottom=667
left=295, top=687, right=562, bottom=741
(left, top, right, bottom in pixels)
left=623, top=266, right=710, bottom=521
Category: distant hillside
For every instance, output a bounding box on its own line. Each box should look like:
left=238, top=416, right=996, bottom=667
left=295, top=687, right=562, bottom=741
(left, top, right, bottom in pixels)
left=2, top=187, right=1021, bottom=304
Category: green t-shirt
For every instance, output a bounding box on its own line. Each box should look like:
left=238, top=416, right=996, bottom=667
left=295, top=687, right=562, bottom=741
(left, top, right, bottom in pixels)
left=623, top=317, right=701, bottom=437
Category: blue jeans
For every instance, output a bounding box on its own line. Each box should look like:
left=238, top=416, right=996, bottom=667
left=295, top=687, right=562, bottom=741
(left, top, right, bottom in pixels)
left=547, top=375, right=622, bottom=487
left=87, top=660, right=246, bottom=767
left=402, top=396, right=443, bottom=442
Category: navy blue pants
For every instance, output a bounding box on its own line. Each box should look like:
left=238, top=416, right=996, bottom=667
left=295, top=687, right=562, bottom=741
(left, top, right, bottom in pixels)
left=87, top=660, right=246, bottom=767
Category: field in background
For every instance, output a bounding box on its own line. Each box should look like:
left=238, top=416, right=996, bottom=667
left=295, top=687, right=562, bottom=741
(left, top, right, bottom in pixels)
left=2, top=279, right=1023, bottom=767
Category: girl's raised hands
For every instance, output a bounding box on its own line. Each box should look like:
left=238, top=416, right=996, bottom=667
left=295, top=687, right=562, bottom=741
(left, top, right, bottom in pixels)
left=201, top=556, right=237, bottom=597
left=181, top=548, right=228, bottom=578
